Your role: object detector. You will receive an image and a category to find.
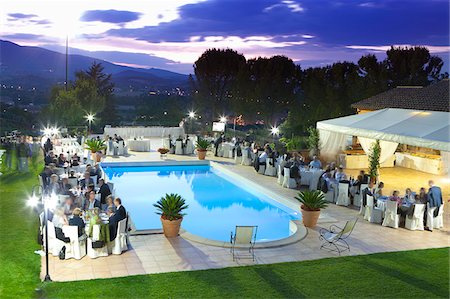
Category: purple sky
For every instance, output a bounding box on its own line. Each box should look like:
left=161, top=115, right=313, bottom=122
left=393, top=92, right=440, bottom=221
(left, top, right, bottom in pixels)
left=2, top=0, right=449, bottom=74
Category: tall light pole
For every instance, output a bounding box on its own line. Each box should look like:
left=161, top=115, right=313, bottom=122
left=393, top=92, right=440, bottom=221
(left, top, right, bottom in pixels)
left=85, top=113, right=95, bottom=134
left=188, top=111, right=195, bottom=134
left=270, top=126, right=279, bottom=143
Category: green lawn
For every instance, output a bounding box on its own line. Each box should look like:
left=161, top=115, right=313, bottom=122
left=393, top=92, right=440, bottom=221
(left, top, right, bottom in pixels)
left=0, top=164, right=448, bottom=298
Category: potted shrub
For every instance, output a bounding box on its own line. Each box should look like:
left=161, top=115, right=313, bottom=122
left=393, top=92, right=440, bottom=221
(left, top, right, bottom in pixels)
left=368, top=140, right=381, bottom=184
left=157, top=148, right=169, bottom=159
left=153, top=193, right=188, bottom=238
left=84, top=139, right=106, bottom=162
left=195, top=138, right=209, bottom=160
left=295, top=190, right=328, bottom=227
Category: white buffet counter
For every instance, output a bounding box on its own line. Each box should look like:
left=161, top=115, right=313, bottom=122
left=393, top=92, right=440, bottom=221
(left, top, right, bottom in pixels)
left=395, top=152, right=444, bottom=175
left=127, top=139, right=151, bottom=152
left=338, top=154, right=395, bottom=169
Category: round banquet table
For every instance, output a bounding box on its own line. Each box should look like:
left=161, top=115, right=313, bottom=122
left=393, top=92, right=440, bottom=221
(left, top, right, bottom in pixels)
left=127, top=139, right=151, bottom=152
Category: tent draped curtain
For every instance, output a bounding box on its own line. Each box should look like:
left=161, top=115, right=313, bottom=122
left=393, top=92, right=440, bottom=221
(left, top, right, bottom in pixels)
left=358, top=137, right=398, bottom=164
left=319, top=129, right=347, bottom=162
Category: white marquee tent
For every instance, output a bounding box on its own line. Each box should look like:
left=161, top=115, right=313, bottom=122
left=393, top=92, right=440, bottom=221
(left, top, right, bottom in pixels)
left=316, top=108, right=450, bottom=173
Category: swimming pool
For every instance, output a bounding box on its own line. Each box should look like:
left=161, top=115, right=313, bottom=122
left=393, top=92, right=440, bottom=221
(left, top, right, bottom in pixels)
left=101, top=163, right=300, bottom=242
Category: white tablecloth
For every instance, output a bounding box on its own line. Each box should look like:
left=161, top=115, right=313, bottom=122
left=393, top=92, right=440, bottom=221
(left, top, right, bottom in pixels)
left=300, top=169, right=323, bottom=190
left=127, top=139, right=151, bottom=152
left=104, top=126, right=184, bottom=139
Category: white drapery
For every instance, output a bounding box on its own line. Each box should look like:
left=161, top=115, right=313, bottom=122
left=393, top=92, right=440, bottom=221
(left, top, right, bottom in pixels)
left=440, top=151, right=450, bottom=175
left=104, top=126, right=184, bottom=139
left=319, top=129, right=347, bottom=162
left=358, top=137, right=398, bottom=164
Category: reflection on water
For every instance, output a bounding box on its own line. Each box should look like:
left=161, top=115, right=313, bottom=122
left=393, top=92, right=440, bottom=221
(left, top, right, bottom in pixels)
left=102, top=165, right=299, bottom=242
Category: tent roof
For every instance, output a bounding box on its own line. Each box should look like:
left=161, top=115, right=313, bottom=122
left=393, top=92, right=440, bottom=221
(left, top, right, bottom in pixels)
left=317, top=108, right=450, bottom=151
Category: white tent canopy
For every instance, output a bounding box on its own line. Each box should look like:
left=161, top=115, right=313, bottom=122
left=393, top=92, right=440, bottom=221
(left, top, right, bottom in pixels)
left=317, top=108, right=450, bottom=152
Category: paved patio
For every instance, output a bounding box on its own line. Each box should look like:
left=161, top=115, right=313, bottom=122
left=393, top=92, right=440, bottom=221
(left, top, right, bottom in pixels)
left=41, top=150, right=449, bottom=281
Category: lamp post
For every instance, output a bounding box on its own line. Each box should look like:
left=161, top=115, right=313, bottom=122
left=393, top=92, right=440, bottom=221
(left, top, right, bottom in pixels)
left=270, top=126, right=279, bottom=143
left=85, top=113, right=95, bottom=134
left=28, top=185, right=52, bottom=281
left=188, top=111, right=195, bottom=134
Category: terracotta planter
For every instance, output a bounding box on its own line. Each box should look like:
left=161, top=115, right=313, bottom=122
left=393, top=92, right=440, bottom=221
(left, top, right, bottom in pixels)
left=197, top=149, right=207, bottom=160
left=160, top=217, right=183, bottom=237
left=301, top=208, right=321, bottom=227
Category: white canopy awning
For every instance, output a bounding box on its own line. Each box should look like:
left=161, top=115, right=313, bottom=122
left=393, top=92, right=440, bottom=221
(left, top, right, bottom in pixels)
left=317, top=108, right=450, bottom=152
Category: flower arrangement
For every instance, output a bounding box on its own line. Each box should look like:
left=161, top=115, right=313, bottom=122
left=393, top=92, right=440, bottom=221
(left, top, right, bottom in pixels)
left=158, top=148, right=170, bottom=154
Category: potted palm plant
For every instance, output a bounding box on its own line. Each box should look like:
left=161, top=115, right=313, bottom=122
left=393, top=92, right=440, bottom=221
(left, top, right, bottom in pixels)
left=153, top=193, right=188, bottom=237
left=295, top=190, right=328, bottom=227
left=84, top=139, right=107, bottom=162
left=195, top=138, right=209, bottom=160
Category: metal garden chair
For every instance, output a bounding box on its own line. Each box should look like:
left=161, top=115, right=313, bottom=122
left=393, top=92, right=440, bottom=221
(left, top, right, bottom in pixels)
left=230, top=225, right=258, bottom=261
left=319, top=218, right=357, bottom=255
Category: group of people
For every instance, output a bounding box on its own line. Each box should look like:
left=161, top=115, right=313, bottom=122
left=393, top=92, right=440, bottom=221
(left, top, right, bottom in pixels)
left=39, top=137, right=128, bottom=252
left=1, top=135, right=41, bottom=172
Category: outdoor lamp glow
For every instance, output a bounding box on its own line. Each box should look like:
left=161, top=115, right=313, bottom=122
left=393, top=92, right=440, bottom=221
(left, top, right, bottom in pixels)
left=86, top=114, right=94, bottom=122
left=271, top=126, right=280, bottom=135
left=27, top=195, right=39, bottom=208
left=188, top=111, right=195, bottom=118
left=219, top=116, right=227, bottom=123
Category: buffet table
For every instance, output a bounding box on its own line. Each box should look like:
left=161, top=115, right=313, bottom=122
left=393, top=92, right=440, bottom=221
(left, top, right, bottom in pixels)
left=395, top=152, right=444, bottom=175
left=338, top=153, right=395, bottom=169
left=127, top=139, right=151, bottom=152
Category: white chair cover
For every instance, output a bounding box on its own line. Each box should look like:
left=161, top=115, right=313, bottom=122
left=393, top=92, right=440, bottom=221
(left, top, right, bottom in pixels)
left=116, top=141, right=124, bottom=155
left=309, top=170, right=323, bottom=191
left=257, top=163, right=266, bottom=174
left=426, top=204, right=437, bottom=231
left=241, top=147, right=252, bottom=166
left=87, top=224, right=109, bottom=258
left=62, top=225, right=86, bottom=260
left=433, top=204, right=444, bottom=229
left=364, top=195, right=374, bottom=221
left=382, top=200, right=399, bottom=228
left=324, top=189, right=335, bottom=203
left=107, top=141, right=114, bottom=156
left=357, top=184, right=368, bottom=213
left=175, top=141, right=183, bottom=155
left=108, top=218, right=128, bottom=255
left=405, top=204, right=425, bottom=231
left=186, top=140, right=194, bottom=155
left=336, top=183, right=350, bottom=206
left=282, top=168, right=297, bottom=189
left=264, top=158, right=277, bottom=177
left=47, top=221, right=68, bottom=257
left=277, top=165, right=284, bottom=185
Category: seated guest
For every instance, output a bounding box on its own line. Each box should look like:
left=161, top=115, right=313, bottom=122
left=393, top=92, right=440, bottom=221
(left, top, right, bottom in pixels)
left=389, top=190, right=402, bottom=207
left=52, top=208, right=70, bottom=243
left=97, top=179, right=111, bottom=209
left=309, top=156, right=322, bottom=169
left=63, top=196, right=76, bottom=215
left=403, top=188, right=416, bottom=205
left=374, top=182, right=385, bottom=199
left=334, top=166, right=347, bottom=182
left=258, top=148, right=268, bottom=165
left=88, top=207, right=102, bottom=238
left=109, top=198, right=127, bottom=241
left=57, top=153, right=67, bottom=167
left=68, top=170, right=77, bottom=178
left=361, top=181, right=375, bottom=207
left=48, top=174, right=61, bottom=194
left=104, top=195, right=116, bottom=213
left=60, top=177, right=72, bottom=194
left=44, top=151, right=55, bottom=165
left=292, top=152, right=305, bottom=167
left=79, top=172, right=94, bottom=189
left=71, top=153, right=80, bottom=166
left=84, top=190, right=101, bottom=210
left=92, top=164, right=102, bottom=182
left=68, top=208, right=85, bottom=237
left=416, top=187, right=428, bottom=204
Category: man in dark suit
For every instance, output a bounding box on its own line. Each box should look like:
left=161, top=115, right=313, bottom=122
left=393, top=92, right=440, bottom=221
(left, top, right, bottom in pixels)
left=425, top=180, right=443, bottom=230
left=68, top=208, right=85, bottom=237
left=79, top=172, right=94, bottom=189
left=97, top=178, right=111, bottom=206
left=109, top=197, right=127, bottom=241
left=84, top=191, right=101, bottom=210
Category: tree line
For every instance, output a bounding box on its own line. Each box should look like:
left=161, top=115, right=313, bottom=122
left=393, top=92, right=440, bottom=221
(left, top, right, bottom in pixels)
left=191, top=46, right=447, bottom=135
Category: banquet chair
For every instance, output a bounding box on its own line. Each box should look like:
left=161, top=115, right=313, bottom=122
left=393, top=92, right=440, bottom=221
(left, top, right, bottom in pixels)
left=241, top=148, right=252, bottom=166
left=357, top=184, right=368, bottom=213
left=309, top=170, right=323, bottom=191
left=117, top=141, right=125, bottom=156
left=107, top=182, right=115, bottom=197
left=382, top=200, right=399, bottom=228
left=87, top=224, right=109, bottom=258
left=336, top=183, right=350, bottom=206
left=426, top=204, right=437, bottom=231
left=319, top=218, right=357, bottom=255
left=186, top=140, right=195, bottom=155
left=62, top=225, right=87, bottom=260
left=277, top=165, right=284, bottom=185
left=175, top=141, right=184, bottom=155
left=264, top=158, right=277, bottom=177
left=108, top=218, right=128, bottom=255
left=282, top=168, right=297, bottom=189
left=257, top=163, right=266, bottom=174
left=47, top=221, right=69, bottom=257
left=363, top=195, right=374, bottom=221
left=430, top=204, right=444, bottom=230
left=230, top=225, right=258, bottom=261
left=324, top=188, right=335, bottom=203
left=405, top=204, right=425, bottom=231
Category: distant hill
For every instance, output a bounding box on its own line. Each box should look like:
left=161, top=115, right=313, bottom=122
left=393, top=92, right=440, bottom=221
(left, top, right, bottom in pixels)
left=0, top=40, right=189, bottom=92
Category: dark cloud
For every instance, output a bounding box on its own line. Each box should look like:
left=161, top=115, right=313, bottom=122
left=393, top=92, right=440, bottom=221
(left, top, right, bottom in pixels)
left=80, top=9, right=141, bottom=23
left=8, top=13, right=38, bottom=19
left=102, top=0, right=449, bottom=45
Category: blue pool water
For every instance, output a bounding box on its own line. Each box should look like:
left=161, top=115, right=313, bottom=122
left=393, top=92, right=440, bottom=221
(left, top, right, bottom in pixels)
left=102, top=164, right=300, bottom=242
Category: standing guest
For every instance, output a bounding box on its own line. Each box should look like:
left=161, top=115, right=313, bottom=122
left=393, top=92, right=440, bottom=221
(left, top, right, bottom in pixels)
left=40, top=166, right=53, bottom=190
left=416, top=187, right=428, bottom=204
left=427, top=180, right=443, bottom=208
left=309, top=156, right=322, bottom=169
left=68, top=208, right=85, bottom=237
left=214, top=134, right=223, bottom=157
left=79, top=172, right=94, bottom=189
left=97, top=179, right=111, bottom=209
left=109, top=198, right=127, bottom=241
left=84, top=190, right=101, bottom=210
left=44, top=138, right=53, bottom=154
